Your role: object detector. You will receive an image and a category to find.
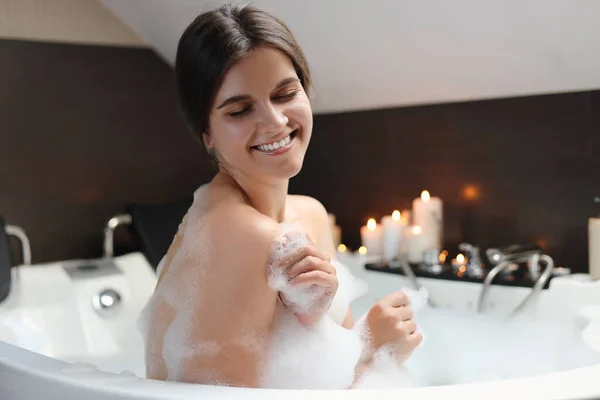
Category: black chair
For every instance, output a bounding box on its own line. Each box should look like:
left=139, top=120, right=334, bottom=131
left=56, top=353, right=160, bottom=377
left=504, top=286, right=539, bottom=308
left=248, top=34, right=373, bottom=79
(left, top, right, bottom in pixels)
left=126, top=197, right=193, bottom=270
left=0, top=217, right=13, bottom=303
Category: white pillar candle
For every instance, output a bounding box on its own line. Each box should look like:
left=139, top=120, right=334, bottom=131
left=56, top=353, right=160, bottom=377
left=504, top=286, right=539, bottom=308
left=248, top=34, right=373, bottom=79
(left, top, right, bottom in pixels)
left=401, top=209, right=412, bottom=225
left=406, top=225, right=429, bottom=263
left=590, top=217, right=600, bottom=280
left=360, top=218, right=383, bottom=256
left=412, top=190, right=444, bottom=250
left=381, top=210, right=406, bottom=262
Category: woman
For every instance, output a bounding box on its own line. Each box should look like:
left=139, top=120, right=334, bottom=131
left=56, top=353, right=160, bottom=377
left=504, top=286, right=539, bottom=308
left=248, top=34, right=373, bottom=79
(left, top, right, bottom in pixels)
left=141, top=4, right=422, bottom=389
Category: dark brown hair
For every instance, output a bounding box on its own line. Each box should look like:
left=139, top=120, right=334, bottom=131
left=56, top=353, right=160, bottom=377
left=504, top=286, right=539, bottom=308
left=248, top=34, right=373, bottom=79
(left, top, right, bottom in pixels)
left=175, top=4, right=312, bottom=143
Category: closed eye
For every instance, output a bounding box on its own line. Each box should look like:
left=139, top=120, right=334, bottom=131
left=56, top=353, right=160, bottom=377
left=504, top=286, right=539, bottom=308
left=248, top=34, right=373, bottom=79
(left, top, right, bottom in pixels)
left=228, top=106, right=253, bottom=117
left=227, top=91, right=299, bottom=118
left=273, top=90, right=299, bottom=102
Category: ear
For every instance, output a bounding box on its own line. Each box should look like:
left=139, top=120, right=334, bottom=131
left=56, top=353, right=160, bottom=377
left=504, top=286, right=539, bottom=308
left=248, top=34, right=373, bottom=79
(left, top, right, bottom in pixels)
left=202, top=131, right=214, bottom=150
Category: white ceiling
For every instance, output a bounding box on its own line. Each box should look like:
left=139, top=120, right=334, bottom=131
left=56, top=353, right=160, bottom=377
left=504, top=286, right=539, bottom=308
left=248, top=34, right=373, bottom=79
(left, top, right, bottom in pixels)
left=102, top=0, right=600, bottom=114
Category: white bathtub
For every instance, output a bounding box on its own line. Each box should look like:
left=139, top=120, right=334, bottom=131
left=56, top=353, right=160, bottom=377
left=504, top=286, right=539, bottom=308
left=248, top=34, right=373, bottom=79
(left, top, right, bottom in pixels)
left=1, top=251, right=600, bottom=399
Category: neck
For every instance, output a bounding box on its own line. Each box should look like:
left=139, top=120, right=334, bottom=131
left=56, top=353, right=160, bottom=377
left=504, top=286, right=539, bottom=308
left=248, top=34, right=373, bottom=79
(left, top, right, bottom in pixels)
left=214, top=170, right=289, bottom=222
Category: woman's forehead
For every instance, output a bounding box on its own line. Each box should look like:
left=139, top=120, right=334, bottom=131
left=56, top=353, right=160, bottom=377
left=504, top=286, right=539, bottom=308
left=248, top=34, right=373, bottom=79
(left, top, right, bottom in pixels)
left=215, top=47, right=297, bottom=100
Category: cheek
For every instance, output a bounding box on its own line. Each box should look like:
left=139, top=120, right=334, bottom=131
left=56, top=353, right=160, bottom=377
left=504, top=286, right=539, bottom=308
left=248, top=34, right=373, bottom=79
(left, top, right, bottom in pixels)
left=286, top=95, right=313, bottom=132
left=209, top=118, right=254, bottom=157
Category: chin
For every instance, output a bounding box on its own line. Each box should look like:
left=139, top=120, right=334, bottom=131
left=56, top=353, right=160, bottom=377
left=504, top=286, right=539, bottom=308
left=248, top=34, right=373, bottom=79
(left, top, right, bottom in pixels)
left=272, top=158, right=305, bottom=180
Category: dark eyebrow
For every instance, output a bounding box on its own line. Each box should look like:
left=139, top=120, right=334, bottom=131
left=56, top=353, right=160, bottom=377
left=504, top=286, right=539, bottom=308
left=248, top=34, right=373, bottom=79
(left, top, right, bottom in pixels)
left=274, top=77, right=300, bottom=89
left=216, top=77, right=300, bottom=110
left=216, top=95, right=251, bottom=110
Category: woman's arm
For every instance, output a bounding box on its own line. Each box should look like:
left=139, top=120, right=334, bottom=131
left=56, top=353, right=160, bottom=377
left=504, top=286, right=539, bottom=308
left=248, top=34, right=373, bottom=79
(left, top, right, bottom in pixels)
left=341, top=307, right=355, bottom=329
left=167, top=205, right=281, bottom=387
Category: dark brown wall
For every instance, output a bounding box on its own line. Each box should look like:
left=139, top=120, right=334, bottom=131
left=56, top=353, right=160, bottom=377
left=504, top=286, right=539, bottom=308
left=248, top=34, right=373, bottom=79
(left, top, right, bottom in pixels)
left=293, top=91, right=600, bottom=272
left=0, top=39, right=213, bottom=263
left=1, top=39, right=599, bottom=272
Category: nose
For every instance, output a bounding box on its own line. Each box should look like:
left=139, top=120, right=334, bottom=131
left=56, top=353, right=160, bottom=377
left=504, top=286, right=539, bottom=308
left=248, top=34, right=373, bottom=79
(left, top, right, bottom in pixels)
left=257, top=102, right=289, bottom=133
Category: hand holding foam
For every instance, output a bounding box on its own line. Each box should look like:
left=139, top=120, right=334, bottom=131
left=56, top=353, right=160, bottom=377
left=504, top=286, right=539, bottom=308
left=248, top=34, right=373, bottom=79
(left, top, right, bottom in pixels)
left=268, top=227, right=339, bottom=327
left=357, top=290, right=424, bottom=365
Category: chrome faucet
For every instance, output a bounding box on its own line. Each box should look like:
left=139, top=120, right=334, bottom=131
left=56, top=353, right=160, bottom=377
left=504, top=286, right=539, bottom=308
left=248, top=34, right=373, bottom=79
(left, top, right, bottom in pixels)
left=477, top=244, right=554, bottom=314
left=4, top=224, right=32, bottom=285
left=458, top=242, right=485, bottom=278
left=5, top=225, right=32, bottom=266
left=511, top=253, right=554, bottom=315
left=103, top=214, right=132, bottom=259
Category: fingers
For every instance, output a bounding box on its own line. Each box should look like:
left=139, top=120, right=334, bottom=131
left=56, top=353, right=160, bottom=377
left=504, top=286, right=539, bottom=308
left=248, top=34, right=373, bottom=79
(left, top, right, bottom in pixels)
left=398, top=320, right=417, bottom=335
left=380, top=290, right=410, bottom=308
left=393, top=306, right=413, bottom=322
left=408, top=331, right=423, bottom=347
left=287, top=255, right=336, bottom=279
left=279, top=244, right=331, bottom=271
left=291, top=270, right=338, bottom=290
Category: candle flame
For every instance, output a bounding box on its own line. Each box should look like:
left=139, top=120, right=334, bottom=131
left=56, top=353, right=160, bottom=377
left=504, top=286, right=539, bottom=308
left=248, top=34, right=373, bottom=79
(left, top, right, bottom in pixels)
left=439, top=250, right=448, bottom=263
left=337, top=244, right=347, bottom=253
left=392, top=210, right=401, bottom=220
left=412, top=225, right=422, bottom=235
left=421, top=190, right=431, bottom=202
left=367, top=218, right=377, bottom=230
left=358, top=246, right=368, bottom=255
left=456, top=253, right=465, bottom=264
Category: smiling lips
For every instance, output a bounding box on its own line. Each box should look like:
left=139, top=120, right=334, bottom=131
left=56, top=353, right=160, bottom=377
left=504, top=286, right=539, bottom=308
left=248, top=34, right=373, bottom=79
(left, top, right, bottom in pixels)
left=252, top=130, right=297, bottom=155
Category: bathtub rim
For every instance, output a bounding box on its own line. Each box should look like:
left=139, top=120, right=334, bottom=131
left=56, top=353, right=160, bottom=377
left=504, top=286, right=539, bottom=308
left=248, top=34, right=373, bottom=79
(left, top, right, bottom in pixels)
left=1, top=340, right=599, bottom=400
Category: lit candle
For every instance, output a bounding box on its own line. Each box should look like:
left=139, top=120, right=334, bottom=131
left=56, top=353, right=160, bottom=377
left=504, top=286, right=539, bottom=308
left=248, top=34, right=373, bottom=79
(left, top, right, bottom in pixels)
left=590, top=217, right=600, bottom=280
left=360, top=218, right=383, bottom=256
left=412, top=190, right=444, bottom=250
left=401, top=209, right=412, bottom=225
left=381, top=210, right=407, bottom=262
left=405, top=225, right=429, bottom=263
left=452, top=253, right=466, bottom=268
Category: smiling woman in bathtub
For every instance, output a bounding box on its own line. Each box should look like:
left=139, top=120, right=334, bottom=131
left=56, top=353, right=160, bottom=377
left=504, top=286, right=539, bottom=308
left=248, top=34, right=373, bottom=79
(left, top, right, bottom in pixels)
left=140, top=4, right=422, bottom=389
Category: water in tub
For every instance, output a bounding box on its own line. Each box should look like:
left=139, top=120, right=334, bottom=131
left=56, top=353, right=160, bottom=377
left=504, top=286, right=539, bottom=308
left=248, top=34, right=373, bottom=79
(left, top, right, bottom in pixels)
left=111, top=217, right=600, bottom=389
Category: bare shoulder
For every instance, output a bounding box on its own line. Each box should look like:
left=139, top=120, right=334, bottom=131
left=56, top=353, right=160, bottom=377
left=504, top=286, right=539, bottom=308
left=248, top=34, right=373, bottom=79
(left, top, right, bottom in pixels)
left=287, top=195, right=335, bottom=255
left=168, top=187, right=284, bottom=291
left=180, top=196, right=281, bottom=274
left=207, top=202, right=282, bottom=259
left=187, top=183, right=282, bottom=268
left=288, top=194, right=329, bottom=221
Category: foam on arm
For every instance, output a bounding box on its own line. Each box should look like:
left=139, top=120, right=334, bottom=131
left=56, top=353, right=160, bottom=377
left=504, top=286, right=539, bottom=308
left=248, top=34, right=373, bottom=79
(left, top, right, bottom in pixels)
left=156, top=206, right=281, bottom=387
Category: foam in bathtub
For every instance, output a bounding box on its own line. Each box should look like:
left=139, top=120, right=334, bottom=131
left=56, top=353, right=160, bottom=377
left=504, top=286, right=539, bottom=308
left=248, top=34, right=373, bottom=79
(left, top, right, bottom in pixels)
left=260, top=303, right=362, bottom=389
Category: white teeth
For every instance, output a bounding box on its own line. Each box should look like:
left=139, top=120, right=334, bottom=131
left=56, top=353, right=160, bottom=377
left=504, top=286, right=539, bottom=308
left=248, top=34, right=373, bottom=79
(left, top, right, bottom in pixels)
left=255, top=133, right=293, bottom=153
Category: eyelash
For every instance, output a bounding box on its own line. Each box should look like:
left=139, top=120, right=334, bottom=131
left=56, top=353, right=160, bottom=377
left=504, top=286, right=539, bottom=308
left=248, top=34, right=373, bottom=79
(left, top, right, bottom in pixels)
left=228, top=90, right=300, bottom=118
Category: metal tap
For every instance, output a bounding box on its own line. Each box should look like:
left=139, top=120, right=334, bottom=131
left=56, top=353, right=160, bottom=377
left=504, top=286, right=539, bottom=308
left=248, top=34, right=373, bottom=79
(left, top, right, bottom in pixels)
left=458, top=242, right=485, bottom=278
left=103, top=214, right=132, bottom=259
left=478, top=244, right=553, bottom=314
